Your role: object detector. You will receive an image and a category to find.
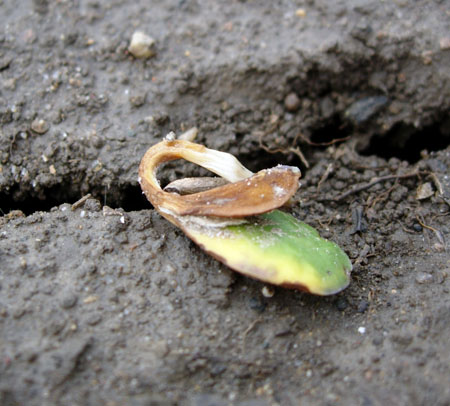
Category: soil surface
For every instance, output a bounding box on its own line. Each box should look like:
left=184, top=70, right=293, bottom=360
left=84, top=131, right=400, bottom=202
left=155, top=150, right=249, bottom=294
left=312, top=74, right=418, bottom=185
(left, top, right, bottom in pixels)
left=1, top=1, right=450, bottom=405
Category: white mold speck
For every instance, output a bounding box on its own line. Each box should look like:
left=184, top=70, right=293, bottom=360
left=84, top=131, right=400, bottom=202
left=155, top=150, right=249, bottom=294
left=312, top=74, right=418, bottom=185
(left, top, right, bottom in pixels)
left=273, top=185, right=285, bottom=197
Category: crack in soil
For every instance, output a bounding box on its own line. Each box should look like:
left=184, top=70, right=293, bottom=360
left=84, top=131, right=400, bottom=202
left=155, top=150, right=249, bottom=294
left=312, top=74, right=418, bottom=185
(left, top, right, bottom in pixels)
left=1, top=119, right=449, bottom=215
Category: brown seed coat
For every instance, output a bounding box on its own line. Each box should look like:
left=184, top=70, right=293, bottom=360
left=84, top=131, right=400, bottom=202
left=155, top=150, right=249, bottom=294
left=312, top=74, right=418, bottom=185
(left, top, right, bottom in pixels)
left=139, top=139, right=301, bottom=218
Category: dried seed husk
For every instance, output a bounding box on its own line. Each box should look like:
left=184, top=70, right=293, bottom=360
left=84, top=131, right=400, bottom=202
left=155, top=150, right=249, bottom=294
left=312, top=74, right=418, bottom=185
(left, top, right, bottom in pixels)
left=139, top=139, right=301, bottom=218
left=416, top=182, right=434, bottom=200
left=164, top=177, right=229, bottom=195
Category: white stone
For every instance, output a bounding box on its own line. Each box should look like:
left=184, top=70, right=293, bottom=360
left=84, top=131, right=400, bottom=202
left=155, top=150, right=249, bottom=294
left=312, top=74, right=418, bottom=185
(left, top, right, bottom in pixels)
left=128, top=31, right=156, bottom=59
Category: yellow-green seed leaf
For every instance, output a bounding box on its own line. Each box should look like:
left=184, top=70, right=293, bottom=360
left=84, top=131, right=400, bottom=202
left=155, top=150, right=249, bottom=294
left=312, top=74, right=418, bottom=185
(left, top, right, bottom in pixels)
left=182, top=210, right=351, bottom=295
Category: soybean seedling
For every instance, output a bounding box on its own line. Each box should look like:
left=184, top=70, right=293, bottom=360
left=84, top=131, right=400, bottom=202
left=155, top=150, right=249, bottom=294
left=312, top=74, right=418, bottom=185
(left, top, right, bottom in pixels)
left=139, top=135, right=352, bottom=295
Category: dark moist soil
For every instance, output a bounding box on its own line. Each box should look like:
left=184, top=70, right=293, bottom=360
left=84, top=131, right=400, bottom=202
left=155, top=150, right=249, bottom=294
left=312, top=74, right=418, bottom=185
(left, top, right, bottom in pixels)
left=1, top=1, right=450, bottom=405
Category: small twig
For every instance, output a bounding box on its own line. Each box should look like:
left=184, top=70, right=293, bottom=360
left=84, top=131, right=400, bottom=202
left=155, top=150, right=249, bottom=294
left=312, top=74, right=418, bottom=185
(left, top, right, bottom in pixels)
left=288, top=146, right=310, bottom=168
left=243, top=318, right=262, bottom=342
left=415, top=215, right=437, bottom=233
left=317, top=163, right=333, bottom=191
left=259, top=134, right=310, bottom=168
left=295, top=132, right=351, bottom=147
left=334, top=171, right=422, bottom=201
left=350, top=164, right=389, bottom=171
left=416, top=215, right=447, bottom=249
left=318, top=215, right=334, bottom=228
left=429, top=172, right=444, bottom=195
left=368, top=182, right=397, bottom=209
left=71, top=194, right=92, bottom=210
left=397, top=220, right=416, bottom=234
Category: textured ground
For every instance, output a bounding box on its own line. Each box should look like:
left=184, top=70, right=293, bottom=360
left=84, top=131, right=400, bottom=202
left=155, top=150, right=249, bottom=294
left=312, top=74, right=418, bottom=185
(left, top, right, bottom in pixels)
left=1, top=1, right=449, bottom=405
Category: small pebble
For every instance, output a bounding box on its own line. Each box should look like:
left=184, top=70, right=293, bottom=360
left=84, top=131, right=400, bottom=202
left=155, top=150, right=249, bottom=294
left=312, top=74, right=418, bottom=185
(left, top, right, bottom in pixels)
left=412, top=223, right=423, bottom=232
left=129, top=93, right=146, bottom=107
left=12, top=307, right=25, bottom=319
left=439, top=37, right=450, bottom=50
left=248, top=297, right=266, bottom=313
left=415, top=272, right=433, bottom=284
left=31, top=118, right=49, bottom=134
left=84, top=198, right=102, bottom=212
left=357, top=326, right=366, bottom=334
left=103, top=206, right=121, bottom=216
left=421, top=50, right=432, bottom=65
left=434, top=271, right=446, bottom=284
left=372, top=335, right=384, bottom=346
left=83, top=295, right=98, bottom=304
left=284, top=92, right=301, bottom=112
left=346, top=96, right=388, bottom=124
left=335, top=297, right=348, bottom=311
left=60, top=293, right=78, bottom=309
left=357, top=300, right=369, bottom=313
left=4, top=78, right=16, bottom=90
left=87, top=313, right=102, bottom=326
left=6, top=210, right=25, bottom=219
left=295, top=8, right=306, bottom=18
left=114, top=232, right=128, bottom=245
left=164, top=264, right=177, bottom=274
left=210, top=363, right=227, bottom=377
left=128, top=31, right=156, bottom=59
